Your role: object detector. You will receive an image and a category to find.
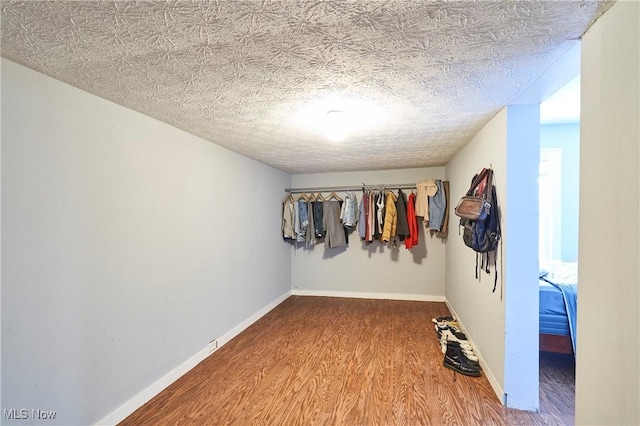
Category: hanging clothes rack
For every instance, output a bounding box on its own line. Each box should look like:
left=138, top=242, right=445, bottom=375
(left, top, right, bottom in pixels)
left=284, top=183, right=416, bottom=194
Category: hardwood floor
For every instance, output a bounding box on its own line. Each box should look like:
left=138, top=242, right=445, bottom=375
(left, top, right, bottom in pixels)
left=120, top=296, right=574, bottom=425
left=538, top=351, right=575, bottom=425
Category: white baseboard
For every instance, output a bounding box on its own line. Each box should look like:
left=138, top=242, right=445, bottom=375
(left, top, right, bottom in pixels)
left=291, top=289, right=445, bottom=302
left=96, top=290, right=292, bottom=426
left=216, top=291, right=291, bottom=347
left=444, top=299, right=505, bottom=404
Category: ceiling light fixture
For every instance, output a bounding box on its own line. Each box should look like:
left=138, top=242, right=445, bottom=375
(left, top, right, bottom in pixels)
left=290, top=95, right=387, bottom=142
left=325, top=110, right=348, bottom=142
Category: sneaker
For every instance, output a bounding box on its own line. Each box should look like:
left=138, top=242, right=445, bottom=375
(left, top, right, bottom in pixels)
left=431, top=315, right=455, bottom=324
left=434, top=322, right=461, bottom=338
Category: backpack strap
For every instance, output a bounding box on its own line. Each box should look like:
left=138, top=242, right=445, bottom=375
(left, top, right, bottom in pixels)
left=466, top=168, right=491, bottom=196
left=491, top=176, right=500, bottom=293
left=483, top=169, right=494, bottom=203
left=492, top=252, right=498, bottom=293
left=475, top=253, right=479, bottom=280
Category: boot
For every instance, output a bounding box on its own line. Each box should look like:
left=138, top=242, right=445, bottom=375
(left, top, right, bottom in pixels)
left=443, top=341, right=481, bottom=377
left=439, top=329, right=479, bottom=363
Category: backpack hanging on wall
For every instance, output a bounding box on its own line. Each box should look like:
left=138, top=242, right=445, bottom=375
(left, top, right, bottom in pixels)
left=455, top=168, right=501, bottom=292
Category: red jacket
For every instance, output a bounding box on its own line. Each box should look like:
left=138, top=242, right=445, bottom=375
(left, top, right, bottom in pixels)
left=405, top=192, right=419, bottom=249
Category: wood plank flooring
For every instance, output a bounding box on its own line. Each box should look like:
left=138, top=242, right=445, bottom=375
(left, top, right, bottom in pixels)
left=538, top=351, right=575, bottom=425
left=119, top=296, right=574, bottom=425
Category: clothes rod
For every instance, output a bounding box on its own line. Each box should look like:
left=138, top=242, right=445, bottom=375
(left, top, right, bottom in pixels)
left=284, top=183, right=417, bottom=194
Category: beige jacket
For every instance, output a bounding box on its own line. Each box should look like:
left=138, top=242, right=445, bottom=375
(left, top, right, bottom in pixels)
left=415, top=179, right=438, bottom=221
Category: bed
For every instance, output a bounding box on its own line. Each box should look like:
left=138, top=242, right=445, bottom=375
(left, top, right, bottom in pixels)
left=539, top=261, right=578, bottom=355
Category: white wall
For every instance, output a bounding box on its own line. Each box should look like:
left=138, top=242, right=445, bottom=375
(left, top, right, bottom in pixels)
left=446, top=109, right=508, bottom=397
left=577, top=1, right=639, bottom=424
left=1, top=59, right=291, bottom=425
left=503, top=104, right=540, bottom=410
left=290, top=168, right=446, bottom=300
left=445, top=105, right=540, bottom=410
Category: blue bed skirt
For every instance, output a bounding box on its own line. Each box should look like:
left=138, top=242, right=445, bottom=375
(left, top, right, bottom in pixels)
left=539, top=281, right=571, bottom=336
left=539, top=261, right=578, bottom=355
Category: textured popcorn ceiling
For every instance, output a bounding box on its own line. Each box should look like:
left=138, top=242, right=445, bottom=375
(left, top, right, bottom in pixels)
left=1, top=1, right=612, bottom=173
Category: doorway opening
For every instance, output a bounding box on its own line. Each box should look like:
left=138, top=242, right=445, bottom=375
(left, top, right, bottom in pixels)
left=538, top=74, right=580, bottom=421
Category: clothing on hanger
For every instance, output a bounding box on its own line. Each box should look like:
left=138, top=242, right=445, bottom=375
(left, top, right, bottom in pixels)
left=282, top=195, right=295, bottom=240
left=416, top=179, right=437, bottom=224
left=305, top=201, right=315, bottom=246
left=395, top=189, right=409, bottom=242
left=323, top=200, right=347, bottom=248
left=367, top=190, right=375, bottom=243
left=341, top=191, right=359, bottom=228
left=428, top=180, right=446, bottom=231
left=435, top=181, right=450, bottom=240
left=381, top=190, right=398, bottom=243
left=406, top=192, right=419, bottom=249
left=375, top=190, right=384, bottom=239
left=358, top=192, right=367, bottom=240
left=297, top=203, right=306, bottom=242
left=313, top=199, right=325, bottom=239
left=283, top=183, right=437, bottom=250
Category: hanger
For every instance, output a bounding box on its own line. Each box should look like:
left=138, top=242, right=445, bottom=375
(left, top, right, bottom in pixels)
left=316, top=192, right=325, bottom=201
left=295, top=192, right=309, bottom=201
left=282, top=192, right=294, bottom=203
left=308, top=192, right=317, bottom=202
left=327, top=191, right=343, bottom=201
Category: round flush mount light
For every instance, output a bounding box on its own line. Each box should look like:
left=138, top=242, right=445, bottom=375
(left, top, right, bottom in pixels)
left=325, top=110, right=347, bottom=142
left=290, top=95, right=387, bottom=142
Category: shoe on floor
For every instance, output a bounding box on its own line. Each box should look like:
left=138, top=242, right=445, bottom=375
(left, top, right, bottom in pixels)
left=443, top=341, right=481, bottom=377
left=439, top=330, right=479, bottom=363
left=434, top=322, right=461, bottom=338
left=431, top=315, right=455, bottom=324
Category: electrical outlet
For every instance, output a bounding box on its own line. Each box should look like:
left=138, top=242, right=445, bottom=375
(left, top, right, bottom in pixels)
left=208, top=339, right=218, bottom=354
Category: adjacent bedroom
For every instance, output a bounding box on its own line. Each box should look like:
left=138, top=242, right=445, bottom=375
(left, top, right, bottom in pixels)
left=538, top=74, right=580, bottom=416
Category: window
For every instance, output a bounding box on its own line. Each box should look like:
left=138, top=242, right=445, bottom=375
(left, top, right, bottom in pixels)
left=539, top=148, right=562, bottom=261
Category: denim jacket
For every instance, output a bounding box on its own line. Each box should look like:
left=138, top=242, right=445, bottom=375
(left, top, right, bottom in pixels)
left=340, top=192, right=359, bottom=228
